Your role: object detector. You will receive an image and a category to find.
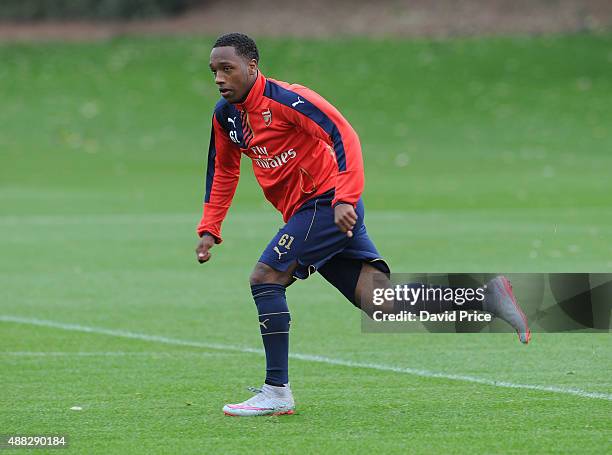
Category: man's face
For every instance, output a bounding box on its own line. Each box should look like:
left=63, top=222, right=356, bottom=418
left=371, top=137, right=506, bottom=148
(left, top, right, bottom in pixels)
left=209, top=46, right=257, bottom=104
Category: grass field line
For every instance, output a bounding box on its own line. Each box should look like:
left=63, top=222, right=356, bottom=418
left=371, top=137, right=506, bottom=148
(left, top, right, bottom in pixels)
left=2, top=314, right=611, bottom=402
left=0, top=210, right=610, bottom=226
left=1, top=213, right=610, bottom=238
left=0, top=351, right=230, bottom=357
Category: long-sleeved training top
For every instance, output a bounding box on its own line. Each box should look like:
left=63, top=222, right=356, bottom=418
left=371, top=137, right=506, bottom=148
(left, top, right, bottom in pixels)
left=197, top=71, right=364, bottom=243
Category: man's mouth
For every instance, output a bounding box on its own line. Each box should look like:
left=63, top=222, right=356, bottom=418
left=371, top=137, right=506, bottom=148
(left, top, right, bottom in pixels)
left=219, top=88, right=232, bottom=97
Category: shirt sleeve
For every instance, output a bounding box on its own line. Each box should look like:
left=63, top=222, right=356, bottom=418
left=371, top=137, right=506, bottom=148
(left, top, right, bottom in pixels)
left=283, top=87, right=364, bottom=208
left=196, top=114, right=241, bottom=243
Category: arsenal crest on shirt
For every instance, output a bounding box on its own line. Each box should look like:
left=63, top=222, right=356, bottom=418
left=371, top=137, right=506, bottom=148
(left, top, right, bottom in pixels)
left=262, top=109, right=272, bottom=126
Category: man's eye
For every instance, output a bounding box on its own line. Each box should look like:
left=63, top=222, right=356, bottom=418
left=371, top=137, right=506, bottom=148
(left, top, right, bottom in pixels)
left=224, top=66, right=232, bottom=72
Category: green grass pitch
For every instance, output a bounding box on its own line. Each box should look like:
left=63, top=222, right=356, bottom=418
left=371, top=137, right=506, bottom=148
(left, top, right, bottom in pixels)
left=0, top=34, right=611, bottom=453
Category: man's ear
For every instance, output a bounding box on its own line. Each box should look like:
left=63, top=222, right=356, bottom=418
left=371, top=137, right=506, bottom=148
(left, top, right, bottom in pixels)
left=248, top=60, right=258, bottom=76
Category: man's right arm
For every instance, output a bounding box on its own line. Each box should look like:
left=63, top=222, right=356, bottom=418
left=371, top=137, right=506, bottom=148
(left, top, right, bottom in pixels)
left=195, top=114, right=241, bottom=261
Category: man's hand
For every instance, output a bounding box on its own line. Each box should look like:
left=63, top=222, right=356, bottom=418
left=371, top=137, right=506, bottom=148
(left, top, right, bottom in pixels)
left=334, top=203, right=357, bottom=238
left=195, top=234, right=216, bottom=263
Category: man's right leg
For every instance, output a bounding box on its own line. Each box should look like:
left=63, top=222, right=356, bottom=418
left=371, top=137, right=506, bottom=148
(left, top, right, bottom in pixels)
left=222, top=262, right=296, bottom=417
left=249, top=262, right=295, bottom=388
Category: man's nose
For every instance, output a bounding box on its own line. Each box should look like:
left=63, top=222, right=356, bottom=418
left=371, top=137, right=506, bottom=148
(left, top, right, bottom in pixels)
left=215, top=73, right=226, bottom=85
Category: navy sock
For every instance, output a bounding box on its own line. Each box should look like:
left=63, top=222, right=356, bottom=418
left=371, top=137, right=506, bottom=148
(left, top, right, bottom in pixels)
left=251, top=283, right=290, bottom=385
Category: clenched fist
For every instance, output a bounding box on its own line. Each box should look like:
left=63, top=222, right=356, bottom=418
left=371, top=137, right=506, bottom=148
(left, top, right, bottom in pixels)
left=195, top=234, right=216, bottom=263
left=334, top=203, right=357, bottom=238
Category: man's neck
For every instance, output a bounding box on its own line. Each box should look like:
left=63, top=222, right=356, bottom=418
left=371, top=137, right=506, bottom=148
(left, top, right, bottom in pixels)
left=235, top=70, right=259, bottom=104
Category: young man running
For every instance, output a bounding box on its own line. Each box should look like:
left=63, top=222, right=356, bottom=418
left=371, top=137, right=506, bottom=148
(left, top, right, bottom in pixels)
left=195, top=33, right=530, bottom=417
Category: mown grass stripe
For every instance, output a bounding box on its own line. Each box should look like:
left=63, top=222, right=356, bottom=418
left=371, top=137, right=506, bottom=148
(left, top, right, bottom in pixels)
left=2, top=315, right=610, bottom=401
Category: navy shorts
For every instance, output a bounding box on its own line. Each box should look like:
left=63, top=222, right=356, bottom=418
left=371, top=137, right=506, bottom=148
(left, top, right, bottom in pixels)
left=259, top=190, right=389, bottom=280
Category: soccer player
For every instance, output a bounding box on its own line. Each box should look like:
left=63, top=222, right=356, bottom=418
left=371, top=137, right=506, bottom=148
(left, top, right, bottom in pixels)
left=195, top=33, right=530, bottom=417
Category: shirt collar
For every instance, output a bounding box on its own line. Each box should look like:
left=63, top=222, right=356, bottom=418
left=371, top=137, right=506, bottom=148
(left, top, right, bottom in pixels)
left=234, top=70, right=266, bottom=111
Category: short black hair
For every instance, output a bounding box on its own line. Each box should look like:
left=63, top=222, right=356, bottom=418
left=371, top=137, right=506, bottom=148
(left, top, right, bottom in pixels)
left=213, top=33, right=259, bottom=62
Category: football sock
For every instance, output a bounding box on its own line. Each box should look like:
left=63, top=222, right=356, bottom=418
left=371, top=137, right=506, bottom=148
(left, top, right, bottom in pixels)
left=251, top=283, right=291, bottom=385
left=395, top=283, right=484, bottom=313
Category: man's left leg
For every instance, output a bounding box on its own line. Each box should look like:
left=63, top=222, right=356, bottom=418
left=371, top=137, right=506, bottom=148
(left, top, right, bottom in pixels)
left=320, top=259, right=530, bottom=344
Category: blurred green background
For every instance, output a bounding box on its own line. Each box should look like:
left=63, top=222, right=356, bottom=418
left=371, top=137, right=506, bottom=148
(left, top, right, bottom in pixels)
left=0, top=0, right=200, bottom=20
left=1, top=35, right=611, bottom=270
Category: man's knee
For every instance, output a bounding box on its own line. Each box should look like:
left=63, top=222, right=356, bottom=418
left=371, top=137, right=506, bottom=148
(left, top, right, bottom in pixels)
left=249, top=262, right=294, bottom=286
left=355, top=262, right=393, bottom=315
